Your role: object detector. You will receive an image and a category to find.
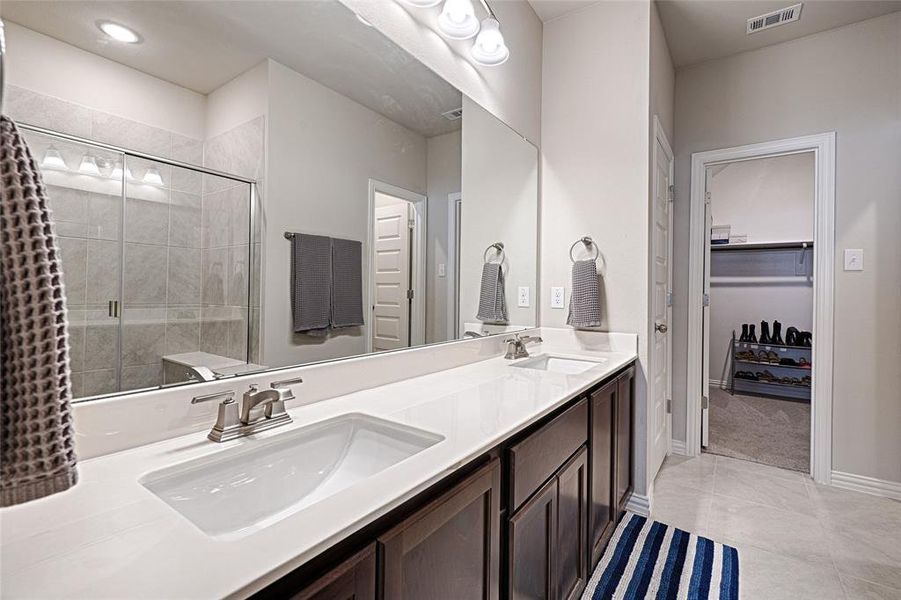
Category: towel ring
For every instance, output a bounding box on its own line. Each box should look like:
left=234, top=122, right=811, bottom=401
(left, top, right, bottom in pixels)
left=570, top=236, right=599, bottom=263
left=483, top=242, right=505, bottom=264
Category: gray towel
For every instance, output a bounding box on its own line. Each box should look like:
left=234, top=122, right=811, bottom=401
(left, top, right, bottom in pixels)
left=1, top=115, right=78, bottom=506
left=567, top=259, right=602, bottom=328
left=291, top=233, right=331, bottom=336
left=330, top=237, right=364, bottom=328
left=477, top=262, right=508, bottom=323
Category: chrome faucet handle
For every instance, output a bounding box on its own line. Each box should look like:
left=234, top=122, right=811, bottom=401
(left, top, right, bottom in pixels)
left=191, top=390, right=235, bottom=405
left=270, top=376, right=303, bottom=405
left=192, top=390, right=241, bottom=443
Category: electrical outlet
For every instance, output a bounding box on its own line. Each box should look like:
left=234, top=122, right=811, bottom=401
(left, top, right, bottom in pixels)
left=518, top=286, right=530, bottom=308
left=551, top=287, right=565, bottom=309
left=843, top=249, right=864, bottom=271
left=437, top=263, right=446, bottom=277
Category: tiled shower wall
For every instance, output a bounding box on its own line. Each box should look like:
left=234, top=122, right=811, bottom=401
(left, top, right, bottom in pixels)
left=6, top=85, right=261, bottom=396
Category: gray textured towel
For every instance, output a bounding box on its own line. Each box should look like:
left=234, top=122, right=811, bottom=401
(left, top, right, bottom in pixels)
left=1, top=115, right=78, bottom=506
left=330, top=237, right=364, bottom=328
left=567, top=259, right=602, bottom=328
left=291, top=233, right=331, bottom=336
left=477, top=262, right=508, bottom=323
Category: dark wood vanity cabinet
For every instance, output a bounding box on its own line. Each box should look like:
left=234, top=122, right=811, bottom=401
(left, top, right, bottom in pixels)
left=615, top=368, right=634, bottom=513
left=379, top=459, right=501, bottom=600
left=588, top=379, right=616, bottom=568
left=292, top=545, right=376, bottom=600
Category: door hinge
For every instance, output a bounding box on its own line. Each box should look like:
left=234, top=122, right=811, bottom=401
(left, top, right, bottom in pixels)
left=705, top=191, right=711, bottom=204
left=702, top=396, right=709, bottom=409
left=667, top=184, right=675, bottom=202
left=703, top=293, right=710, bottom=307
left=666, top=399, right=672, bottom=414
left=406, top=289, right=414, bottom=300
left=408, top=219, right=415, bottom=230
left=666, top=291, right=673, bottom=307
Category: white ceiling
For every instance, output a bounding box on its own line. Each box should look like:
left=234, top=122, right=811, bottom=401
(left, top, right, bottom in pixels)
left=0, top=0, right=463, bottom=137
left=657, top=0, right=901, bottom=67
left=527, top=0, right=599, bottom=22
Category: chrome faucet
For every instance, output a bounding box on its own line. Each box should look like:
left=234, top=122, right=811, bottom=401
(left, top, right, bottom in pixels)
left=191, top=376, right=302, bottom=442
left=504, top=333, right=543, bottom=360
left=464, top=330, right=486, bottom=338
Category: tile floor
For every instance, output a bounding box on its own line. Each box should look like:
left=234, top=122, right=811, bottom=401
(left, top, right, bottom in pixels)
left=651, top=453, right=901, bottom=599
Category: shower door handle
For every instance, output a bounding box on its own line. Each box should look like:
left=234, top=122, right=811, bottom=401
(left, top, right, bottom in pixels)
left=108, top=300, right=120, bottom=318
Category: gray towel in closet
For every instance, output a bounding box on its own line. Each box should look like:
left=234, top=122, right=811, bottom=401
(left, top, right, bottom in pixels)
left=291, top=233, right=331, bottom=336
left=330, top=237, right=364, bottom=328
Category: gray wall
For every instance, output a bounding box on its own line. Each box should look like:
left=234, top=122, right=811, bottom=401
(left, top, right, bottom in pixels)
left=672, top=13, right=901, bottom=484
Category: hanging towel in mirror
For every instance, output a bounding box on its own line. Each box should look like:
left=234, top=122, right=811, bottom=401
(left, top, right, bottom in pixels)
left=331, top=237, right=364, bottom=328
left=567, top=259, right=602, bottom=328
left=291, top=233, right=332, bottom=336
left=477, top=262, right=508, bottom=323
left=1, top=115, right=79, bottom=506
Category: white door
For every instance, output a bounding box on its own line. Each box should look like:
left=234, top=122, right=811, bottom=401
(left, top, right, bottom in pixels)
left=650, top=126, right=673, bottom=477
left=447, top=193, right=462, bottom=339
left=372, top=193, right=411, bottom=352
left=701, top=168, right=713, bottom=447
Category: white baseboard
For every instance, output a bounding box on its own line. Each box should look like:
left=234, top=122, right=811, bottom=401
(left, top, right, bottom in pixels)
left=709, top=379, right=728, bottom=389
left=625, top=491, right=651, bottom=516
left=831, top=471, right=901, bottom=501
left=670, top=439, right=687, bottom=456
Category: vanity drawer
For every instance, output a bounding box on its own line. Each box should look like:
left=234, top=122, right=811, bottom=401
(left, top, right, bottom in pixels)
left=509, top=398, right=587, bottom=512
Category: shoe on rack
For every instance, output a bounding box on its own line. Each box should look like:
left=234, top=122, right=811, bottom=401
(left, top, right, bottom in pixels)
left=772, top=321, right=785, bottom=345
left=779, top=357, right=799, bottom=366
left=798, top=331, right=812, bottom=347
left=757, top=350, right=769, bottom=363
left=739, top=324, right=749, bottom=342
left=760, top=321, right=772, bottom=344
left=748, top=324, right=758, bottom=343
left=786, top=326, right=799, bottom=346
left=799, top=357, right=811, bottom=369
left=767, top=351, right=780, bottom=364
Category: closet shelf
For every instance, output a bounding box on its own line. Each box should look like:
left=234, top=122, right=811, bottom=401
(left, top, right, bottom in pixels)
left=734, top=378, right=811, bottom=390
left=734, top=359, right=812, bottom=371
left=711, top=240, right=813, bottom=251
left=733, top=340, right=811, bottom=351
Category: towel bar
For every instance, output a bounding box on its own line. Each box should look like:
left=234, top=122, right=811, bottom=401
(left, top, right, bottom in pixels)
left=570, top=236, right=599, bottom=263
left=483, top=242, right=505, bottom=264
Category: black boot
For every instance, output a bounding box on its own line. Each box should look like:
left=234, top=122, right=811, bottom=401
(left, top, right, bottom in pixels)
left=799, top=331, right=812, bottom=347
left=748, top=324, right=757, bottom=343
left=760, top=320, right=772, bottom=344
left=772, top=321, right=785, bottom=345
left=739, top=324, right=749, bottom=342
left=786, top=326, right=798, bottom=346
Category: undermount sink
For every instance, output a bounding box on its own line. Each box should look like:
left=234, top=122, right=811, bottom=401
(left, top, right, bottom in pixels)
left=140, top=414, right=444, bottom=540
left=510, top=353, right=605, bottom=375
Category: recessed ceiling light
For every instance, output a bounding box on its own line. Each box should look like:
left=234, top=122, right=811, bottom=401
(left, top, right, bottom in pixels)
left=96, top=20, right=142, bottom=44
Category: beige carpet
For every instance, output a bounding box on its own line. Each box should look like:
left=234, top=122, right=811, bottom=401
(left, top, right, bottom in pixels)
left=705, top=387, right=810, bottom=472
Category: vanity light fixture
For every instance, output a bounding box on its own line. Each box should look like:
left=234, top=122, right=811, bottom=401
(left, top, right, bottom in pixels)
left=78, top=153, right=101, bottom=175
left=401, top=0, right=443, bottom=7
left=470, top=16, right=508, bottom=66
left=142, top=165, right=164, bottom=186
left=437, top=0, right=480, bottom=39
left=96, top=20, right=142, bottom=44
left=40, top=145, right=68, bottom=170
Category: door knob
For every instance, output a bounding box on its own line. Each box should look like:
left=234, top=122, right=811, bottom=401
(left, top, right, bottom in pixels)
left=655, top=322, right=668, bottom=334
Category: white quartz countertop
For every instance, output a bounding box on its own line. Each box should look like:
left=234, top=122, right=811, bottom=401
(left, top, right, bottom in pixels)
left=0, top=341, right=636, bottom=599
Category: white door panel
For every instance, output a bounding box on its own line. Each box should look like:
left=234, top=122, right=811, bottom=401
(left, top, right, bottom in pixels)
left=372, top=196, right=411, bottom=352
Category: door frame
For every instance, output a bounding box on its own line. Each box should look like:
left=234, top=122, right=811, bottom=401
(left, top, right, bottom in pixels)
left=650, top=116, right=674, bottom=464
left=366, top=179, right=428, bottom=353
left=446, top=192, right=462, bottom=340
left=686, top=132, right=835, bottom=484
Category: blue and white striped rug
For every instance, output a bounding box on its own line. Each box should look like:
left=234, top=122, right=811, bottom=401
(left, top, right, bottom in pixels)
left=583, top=513, right=739, bottom=600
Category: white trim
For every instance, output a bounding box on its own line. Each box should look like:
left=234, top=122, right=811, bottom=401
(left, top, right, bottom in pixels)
left=366, top=179, right=428, bottom=353
left=831, top=471, right=901, bottom=502
left=709, top=379, right=728, bottom=389
left=625, top=491, right=652, bottom=517
left=687, top=133, right=836, bottom=485
left=669, top=439, right=687, bottom=456
left=446, top=193, right=462, bottom=340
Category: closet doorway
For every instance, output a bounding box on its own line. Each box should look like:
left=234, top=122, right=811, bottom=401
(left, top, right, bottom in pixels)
left=687, top=134, right=835, bottom=483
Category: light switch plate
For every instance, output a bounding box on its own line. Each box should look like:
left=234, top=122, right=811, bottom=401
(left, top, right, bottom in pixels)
left=843, top=249, right=864, bottom=271
left=437, top=263, right=446, bottom=277
left=551, top=287, right=565, bottom=309
left=517, top=286, right=530, bottom=308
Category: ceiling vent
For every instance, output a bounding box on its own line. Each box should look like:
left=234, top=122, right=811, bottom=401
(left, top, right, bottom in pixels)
left=747, top=3, right=803, bottom=34
left=442, top=107, right=463, bottom=121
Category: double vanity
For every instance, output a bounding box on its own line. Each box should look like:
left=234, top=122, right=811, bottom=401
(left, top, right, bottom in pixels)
left=0, top=330, right=636, bottom=599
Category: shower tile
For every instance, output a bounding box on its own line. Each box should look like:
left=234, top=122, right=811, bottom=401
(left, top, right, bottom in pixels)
left=70, top=373, right=85, bottom=399
left=201, top=188, right=232, bottom=248
left=92, top=113, right=170, bottom=158
left=83, top=323, right=119, bottom=371
left=226, top=308, right=249, bottom=361
left=170, top=134, right=203, bottom=166
left=58, top=237, right=88, bottom=306
left=168, top=247, right=202, bottom=305
left=125, top=198, right=170, bottom=245
left=121, top=364, right=163, bottom=392
left=251, top=242, right=262, bottom=308
left=200, top=316, right=229, bottom=357
left=165, top=319, right=200, bottom=355
left=170, top=168, right=202, bottom=195
left=47, top=185, right=88, bottom=223
left=6, top=86, right=92, bottom=138
left=203, top=116, right=264, bottom=183
left=201, top=248, right=228, bottom=306
left=124, top=244, right=168, bottom=304
left=122, top=323, right=166, bottom=367
left=87, top=193, right=122, bottom=241
left=169, top=192, right=202, bottom=248
left=85, top=239, right=121, bottom=305
left=227, top=245, right=249, bottom=307
left=67, top=323, right=86, bottom=374
left=228, top=186, right=251, bottom=246
left=82, top=369, right=118, bottom=398
left=249, top=307, right=261, bottom=364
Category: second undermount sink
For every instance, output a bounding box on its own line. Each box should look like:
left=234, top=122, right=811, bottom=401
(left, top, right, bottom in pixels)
left=510, top=353, right=606, bottom=375
left=140, top=414, right=443, bottom=540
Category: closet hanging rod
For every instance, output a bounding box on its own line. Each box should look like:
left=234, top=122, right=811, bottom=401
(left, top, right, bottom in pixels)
left=710, top=240, right=813, bottom=251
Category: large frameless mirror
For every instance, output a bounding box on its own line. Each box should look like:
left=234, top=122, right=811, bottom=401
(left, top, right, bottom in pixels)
left=1, top=0, right=539, bottom=402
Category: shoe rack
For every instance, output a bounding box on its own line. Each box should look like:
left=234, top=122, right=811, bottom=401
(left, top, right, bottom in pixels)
left=730, top=331, right=812, bottom=401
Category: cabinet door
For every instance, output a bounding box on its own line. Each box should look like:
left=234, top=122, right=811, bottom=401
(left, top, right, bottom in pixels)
left=292, top=545, right=375, bottom=600
left=556, top=447, right=589, bottom=600
left=379, top=459, right=500, bottom=600
left=589, top=380, right=616, bottom=569
left=615, top=369, right=635, bottom=513
left=509, top=476, right=557, bottom=600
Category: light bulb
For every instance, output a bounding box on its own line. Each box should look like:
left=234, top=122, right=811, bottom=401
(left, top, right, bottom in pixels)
left=471, top=17, right=509, bottom=66
left=437, top=0, right=479, bottom=39
left=78, top=154, right=101, bottom=175
left=142, top=166, right=164, bottom=186
left=41, top=145, right=68, bottom=170
left=96, top=20, right=142, bottom=44
left=401, top=0, right=442, bottom=6
left=110, top=160, right=133, bottom=180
